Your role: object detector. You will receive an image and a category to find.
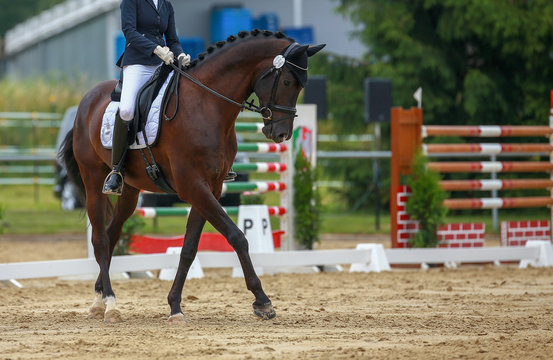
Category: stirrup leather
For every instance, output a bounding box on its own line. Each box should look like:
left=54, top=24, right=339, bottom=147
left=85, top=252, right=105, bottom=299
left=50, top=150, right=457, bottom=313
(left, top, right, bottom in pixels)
left=102, top=170, right=124, bottom=195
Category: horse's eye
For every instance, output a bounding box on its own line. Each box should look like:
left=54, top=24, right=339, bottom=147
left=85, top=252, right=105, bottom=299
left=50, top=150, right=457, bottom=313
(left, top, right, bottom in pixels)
left=283, top=79, right=291, bottom=86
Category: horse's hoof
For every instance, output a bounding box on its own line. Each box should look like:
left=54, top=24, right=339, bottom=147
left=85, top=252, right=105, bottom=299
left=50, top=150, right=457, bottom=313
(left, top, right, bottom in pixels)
left=253, top=302, right=276, bottom=320
left=168, top=313, right=187, bottom=325
left=104, top=309, right=122, bottom=324
left=88, top=306, right=105, bottom=320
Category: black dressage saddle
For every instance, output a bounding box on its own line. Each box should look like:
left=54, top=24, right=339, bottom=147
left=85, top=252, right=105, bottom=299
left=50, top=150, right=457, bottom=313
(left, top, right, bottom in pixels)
left=110, top=64, right=174, bottom=140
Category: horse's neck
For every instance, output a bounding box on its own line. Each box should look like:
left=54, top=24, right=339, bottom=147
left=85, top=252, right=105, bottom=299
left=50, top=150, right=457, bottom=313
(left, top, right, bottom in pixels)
left=182, top=39, right=288, bottom=131
left=198, top=52, right=258, bottom=99
left=194, top=39, right=287, bottom=103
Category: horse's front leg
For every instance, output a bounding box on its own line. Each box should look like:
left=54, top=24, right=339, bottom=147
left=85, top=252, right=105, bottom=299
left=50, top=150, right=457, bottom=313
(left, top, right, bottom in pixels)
left=167, top=207, right=206, bottom=324
left=191, top=186, right=275, bottom=320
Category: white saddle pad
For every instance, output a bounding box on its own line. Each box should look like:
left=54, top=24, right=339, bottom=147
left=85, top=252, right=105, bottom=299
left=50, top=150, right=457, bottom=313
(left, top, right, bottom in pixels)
left=101, top=71, right=175, bottom=149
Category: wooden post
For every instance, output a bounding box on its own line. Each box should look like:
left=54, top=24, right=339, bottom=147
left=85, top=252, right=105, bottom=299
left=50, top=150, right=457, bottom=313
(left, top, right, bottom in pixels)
left=390, top=107, right=422, bottom=248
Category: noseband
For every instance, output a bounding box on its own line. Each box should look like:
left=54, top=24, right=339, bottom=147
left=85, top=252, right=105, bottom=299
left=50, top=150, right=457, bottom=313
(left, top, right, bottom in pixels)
left=168, top=43, right=303, bottom=133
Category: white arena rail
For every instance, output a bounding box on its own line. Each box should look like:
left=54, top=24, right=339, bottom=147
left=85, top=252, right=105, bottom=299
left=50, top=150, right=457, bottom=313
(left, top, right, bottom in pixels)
left=2, top=242, right=553, bottom=285
left=0, top=249, right=373, bottom=281
left=385, top=247, right=540, bottom=264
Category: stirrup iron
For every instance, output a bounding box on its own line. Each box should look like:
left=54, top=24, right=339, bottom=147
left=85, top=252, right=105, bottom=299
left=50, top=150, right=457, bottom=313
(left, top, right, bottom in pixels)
left=102, top=170, right=124, bottom=195
left=223, top=170, right=237, bottom=183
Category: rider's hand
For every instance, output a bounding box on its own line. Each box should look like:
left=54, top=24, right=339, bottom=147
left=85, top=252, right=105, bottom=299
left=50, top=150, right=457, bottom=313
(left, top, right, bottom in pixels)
left=177, top=53, right=191, bottom=68
left=154, top=46, right=174, bottom=65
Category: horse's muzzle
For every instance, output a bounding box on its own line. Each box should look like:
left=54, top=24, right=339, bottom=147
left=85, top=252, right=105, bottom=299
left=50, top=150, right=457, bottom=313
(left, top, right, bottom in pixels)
left=262, top=124, right=289, bottom=143
left=261, top=124, right=271, bottom=139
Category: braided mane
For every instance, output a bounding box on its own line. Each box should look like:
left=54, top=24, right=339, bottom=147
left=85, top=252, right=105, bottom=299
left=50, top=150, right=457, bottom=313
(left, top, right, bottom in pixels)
left=186, top=29, right=295, bottom=68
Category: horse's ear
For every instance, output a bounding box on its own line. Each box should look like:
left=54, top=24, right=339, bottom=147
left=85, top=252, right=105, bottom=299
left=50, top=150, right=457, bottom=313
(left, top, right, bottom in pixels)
left=307, top=44, right=326, bottom=57
left=289, top=44, right=309, bottom=57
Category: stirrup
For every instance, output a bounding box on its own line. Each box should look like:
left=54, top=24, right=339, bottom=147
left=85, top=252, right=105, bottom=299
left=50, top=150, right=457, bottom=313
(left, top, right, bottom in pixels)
left=102, top=170, right=124, bottom=195
left=223, top=170, right=237, bottom=183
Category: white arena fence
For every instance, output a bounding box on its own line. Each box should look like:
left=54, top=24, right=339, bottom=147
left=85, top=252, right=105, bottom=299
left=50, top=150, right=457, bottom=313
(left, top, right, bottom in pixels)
left=3, top=241, right=553, bottom=287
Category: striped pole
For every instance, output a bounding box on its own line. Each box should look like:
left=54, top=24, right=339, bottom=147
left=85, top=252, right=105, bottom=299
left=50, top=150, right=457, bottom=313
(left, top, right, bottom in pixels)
left=439, top=179, right=553, bottom=191
left=550, top=90, right=553, bottom=240
left=235, top=122, right=264, bottom=133
left=443, top=196, right=553, bottom=209
left=423, top=143, right=553, bottom=154
left=136, top=206, right=287, bottom=218
left=427, top=161, right=553, bottom=173
left=232, top=162, right=287, bottom=173
left=222, top=181, right=286, bottom=193
left=140, top=181, right=286, bottom=196
left=422, top=125, right=553, bottom=138
left=237, top=143, right=288, bottom=153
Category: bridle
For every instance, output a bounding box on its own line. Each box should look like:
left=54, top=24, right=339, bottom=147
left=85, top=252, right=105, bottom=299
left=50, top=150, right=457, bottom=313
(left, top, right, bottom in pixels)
left=251, top=42, right=304, bottom=125
left=167, top=43, right=304, bottom=130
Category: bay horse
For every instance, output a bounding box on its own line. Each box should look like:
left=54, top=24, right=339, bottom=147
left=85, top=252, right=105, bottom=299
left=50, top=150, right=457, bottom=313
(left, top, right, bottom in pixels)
left=60, top=29, right=325, bottom=324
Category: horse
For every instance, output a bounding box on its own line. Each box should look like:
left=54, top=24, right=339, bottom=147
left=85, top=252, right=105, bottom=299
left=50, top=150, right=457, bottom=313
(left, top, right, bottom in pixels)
left=60, top=29, right=325, bottom=324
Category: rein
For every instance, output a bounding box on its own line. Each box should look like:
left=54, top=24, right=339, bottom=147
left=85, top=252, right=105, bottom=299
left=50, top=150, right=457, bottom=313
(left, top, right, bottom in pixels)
left=168, top=62, right=261, bottom=113
left=164, top=43, right=303, bottom=126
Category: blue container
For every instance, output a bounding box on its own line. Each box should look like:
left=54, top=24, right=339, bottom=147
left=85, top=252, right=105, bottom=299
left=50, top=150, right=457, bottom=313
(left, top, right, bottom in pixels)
left=115, top=33, right=205, bottom=64
left=114, top=32, right=126, bottom=78
left=179, top=37, right=204, bottom=60
left=115, top=32, right=126, bottom=64
left=210, top=7, right=253, bottom=44
left=282, top=26, right=314, bottom=44
left=253, top=13, right=279, bottom=32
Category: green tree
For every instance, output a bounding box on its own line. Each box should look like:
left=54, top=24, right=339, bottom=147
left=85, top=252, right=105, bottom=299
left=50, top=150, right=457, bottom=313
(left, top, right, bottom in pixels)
left=308, top=54, right=372, bottom=133
left=0, top=0, right=66, bottom=37
left=406, top=152, right=447, bottom=248
left=337, top=0, right=553, bottom=126
left=293, top=151, right=320, bottom=249
left=308, top=54, right=386, bottom=212
left=0, top=204, right=5, bottom=235
left=113, top=214, right=145, bottom=256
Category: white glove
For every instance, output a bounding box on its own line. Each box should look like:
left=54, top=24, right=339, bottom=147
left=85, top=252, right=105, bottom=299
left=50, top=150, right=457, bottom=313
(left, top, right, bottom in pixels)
left=177, top=53, right=191, bottom=67
left=154, top=46, right=174, bottom=65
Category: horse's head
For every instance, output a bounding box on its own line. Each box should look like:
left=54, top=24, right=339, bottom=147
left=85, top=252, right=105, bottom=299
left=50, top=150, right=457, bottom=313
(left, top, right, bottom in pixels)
left=253, top=42, right=325, bottom=143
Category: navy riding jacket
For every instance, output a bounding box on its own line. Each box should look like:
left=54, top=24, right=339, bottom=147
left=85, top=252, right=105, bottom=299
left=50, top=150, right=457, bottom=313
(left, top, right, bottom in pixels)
left=116, top=0, right=183, bottom=67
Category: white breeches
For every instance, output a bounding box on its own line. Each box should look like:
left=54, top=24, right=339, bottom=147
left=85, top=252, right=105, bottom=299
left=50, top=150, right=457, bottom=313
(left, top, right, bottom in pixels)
left=119, top=64, right=159, bottom=121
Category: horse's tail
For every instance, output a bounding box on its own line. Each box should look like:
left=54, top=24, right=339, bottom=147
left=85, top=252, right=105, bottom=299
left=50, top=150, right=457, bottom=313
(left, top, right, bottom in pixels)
left=60, top=127, right=115, bottom=217
left=59, top=128, right=86, bottom=205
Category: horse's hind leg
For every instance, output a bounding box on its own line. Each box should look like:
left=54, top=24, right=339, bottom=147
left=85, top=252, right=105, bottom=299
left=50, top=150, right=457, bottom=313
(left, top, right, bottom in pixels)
left=167, top=207, right=206, bottom=324
left=190, top=186, right=275, bottom=320
left=89, top=185, right=140, bottom=322
left=83, top=167, right=137, bottom=324
left=84, top=185, right=114, bottom=321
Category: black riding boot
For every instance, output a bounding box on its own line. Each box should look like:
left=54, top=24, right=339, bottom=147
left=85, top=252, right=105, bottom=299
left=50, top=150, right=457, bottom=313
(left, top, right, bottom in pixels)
left=224, top=169, right=237, bottom=182
left=102, top=113, right=131, bottom=195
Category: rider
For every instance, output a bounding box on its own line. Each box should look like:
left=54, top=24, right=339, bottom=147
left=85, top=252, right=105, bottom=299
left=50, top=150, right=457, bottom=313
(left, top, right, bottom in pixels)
left=102, top=0, right=190, bottom=195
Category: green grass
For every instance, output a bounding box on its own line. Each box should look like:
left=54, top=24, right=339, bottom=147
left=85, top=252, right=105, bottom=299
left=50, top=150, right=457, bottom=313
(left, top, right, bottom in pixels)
left=0, top=77, right=87, bottom=113
left=320, top=212, right=387, bottom=234
left=0, top=185, right=550, bottom=237
left=0, top=185, right=86, bottom=234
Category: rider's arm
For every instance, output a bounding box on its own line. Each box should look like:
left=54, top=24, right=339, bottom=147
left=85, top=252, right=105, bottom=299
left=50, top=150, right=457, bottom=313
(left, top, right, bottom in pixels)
left=120, top=0, right=158, bottom=56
